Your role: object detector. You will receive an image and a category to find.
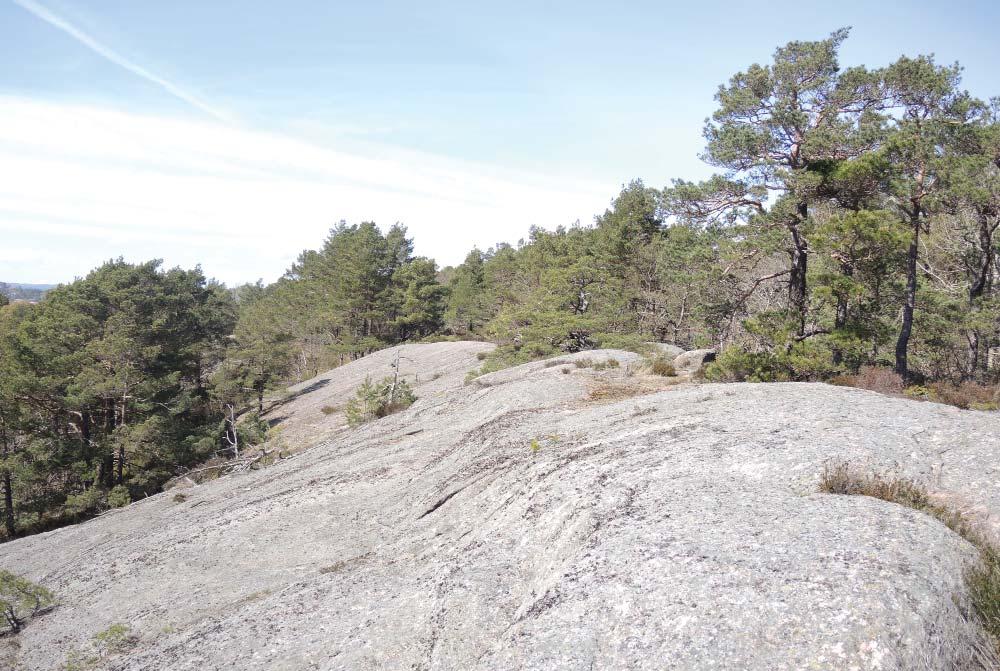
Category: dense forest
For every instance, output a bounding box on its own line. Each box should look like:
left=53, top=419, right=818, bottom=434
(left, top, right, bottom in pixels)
left=2, top=28, right=999, bottom=540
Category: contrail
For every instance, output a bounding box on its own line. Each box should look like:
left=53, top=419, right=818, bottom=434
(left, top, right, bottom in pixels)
left=12, top=0, right=230, bottom=122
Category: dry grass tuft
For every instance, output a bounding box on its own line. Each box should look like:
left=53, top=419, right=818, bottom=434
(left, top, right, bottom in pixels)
left=926, top=382, right=999, bottom=411
left=586, top=377, right=684, bottom=403
left=820, top=461, right=1000, bottom=664
left=649, top=356, right=676, bottom=377
left=829, top=366, right=904, bottom=395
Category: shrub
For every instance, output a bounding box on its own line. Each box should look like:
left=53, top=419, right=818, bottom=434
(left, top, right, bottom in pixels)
left=649, top=356, right=676, bottom=377
left=574, top=358, right=593, bottom=369
left=704, top=348, right=789, bottom=382
left=345, top=376, right=417, bottom=427
left=561, top=367, right=571, bottom=374
left=0, top=570, right=55, bottom=633
left=927, top=382, right=998, bottom=411
left=849, top=366, right=905, bottom=395
left=62, top=488, right=104, bottom=519
left=320, top=405, right=339, bottom=415
left=93, top=623, right=137, bottom=655
left=64, top=623, right=137, bottom=670
left=106, top=485, right=131, bottom=509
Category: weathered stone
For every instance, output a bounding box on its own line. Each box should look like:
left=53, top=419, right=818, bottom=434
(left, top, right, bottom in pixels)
left=646, top=342, right=685, bottom=359
left=2, top=344, right=998, bottom=670
left=673, top=347, right=717, bottom=375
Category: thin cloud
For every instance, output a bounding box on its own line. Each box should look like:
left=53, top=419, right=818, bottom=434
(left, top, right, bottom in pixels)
left=0, top=98, right=613, bottom=284
left=11, top=0, right=230, bottom=122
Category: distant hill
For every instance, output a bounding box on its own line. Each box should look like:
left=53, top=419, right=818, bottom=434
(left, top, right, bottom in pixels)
left=0, top=282, right=55, bottom=302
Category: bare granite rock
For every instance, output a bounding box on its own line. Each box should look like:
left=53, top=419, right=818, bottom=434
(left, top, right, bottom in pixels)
left=672, top=348, right=717, bottom=375
left=2, top=344, right=999, bottom=670
left=645, top=342, right=685, bottom=359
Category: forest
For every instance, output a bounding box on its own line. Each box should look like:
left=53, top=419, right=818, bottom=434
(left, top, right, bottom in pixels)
left=2, top=28, right=999, bottom=540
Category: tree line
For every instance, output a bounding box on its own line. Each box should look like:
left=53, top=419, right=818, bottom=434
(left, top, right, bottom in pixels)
left=2, top=28, right=998, bottom=540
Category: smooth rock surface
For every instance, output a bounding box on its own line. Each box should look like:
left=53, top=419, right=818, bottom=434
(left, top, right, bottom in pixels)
left=257, top=341, right=495, bottom=455
left=2, top=343, right=999, bottom=670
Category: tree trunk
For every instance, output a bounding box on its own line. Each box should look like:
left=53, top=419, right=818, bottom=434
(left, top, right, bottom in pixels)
left=895, top=213, right=920, bottom=379
left=0, top=422, right=15, bottom=537
left=832, top=264, right=853, bottom=366
left=967, top=331, right=980, bottom=378
left=788, top=205, right=809, bottom=336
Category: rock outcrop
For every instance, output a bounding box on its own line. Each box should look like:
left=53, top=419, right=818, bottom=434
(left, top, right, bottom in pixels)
left=2, top=343, right=999, bottom=670
left=672, top=347, right=717, bottom=375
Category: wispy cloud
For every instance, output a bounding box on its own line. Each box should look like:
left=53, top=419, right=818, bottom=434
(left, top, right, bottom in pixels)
left=0, top=98, right=612, bottom=284
left=11, top=0, right=230, bottom=122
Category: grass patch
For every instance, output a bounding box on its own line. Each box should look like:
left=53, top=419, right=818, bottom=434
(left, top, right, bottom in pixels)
left=319, top=554, right=370, bottom=575
left=820, top=462, right=1000, bottom=661
left=649, top=355, right=676, bottom=377
left=63, top=623, right=137, bottom=670
left=171, top=493, right=188, bottom=503
left=830, top=368, right=998, bottom=411
left=320, top=404, right=340, bottom=415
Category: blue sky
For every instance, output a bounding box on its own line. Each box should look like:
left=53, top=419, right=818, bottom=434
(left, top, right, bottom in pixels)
left=2, top=0, right=999, bottom=284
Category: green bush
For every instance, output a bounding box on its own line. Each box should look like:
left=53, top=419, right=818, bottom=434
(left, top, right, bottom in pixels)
left=93, top=623, right=136, bottom=655
left=62, top=488, right=104, bottom=519
left=0, top=570, right=54, bottom=633
left=63, top=623, right=137, bottom=670
left=345, top=376, right=417, bottom=427
left=107, top=485, right=131, bottom=509
left=704, top=348, right=789, bottom=382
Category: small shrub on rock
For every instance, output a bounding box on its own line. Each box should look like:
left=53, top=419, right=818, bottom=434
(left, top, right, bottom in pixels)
left=0, top=570, right=54, bottom=634
left=927, top=382, right=998, bottom=411
left=345, top=377, right=417, bottom=427
left=93, top=623, right=137, bottom=655
left=844, top=366, right=905, bottom=395
left=649, top=356, right=676, bottom=377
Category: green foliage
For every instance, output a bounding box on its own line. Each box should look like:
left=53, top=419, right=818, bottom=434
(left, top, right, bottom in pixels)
left=106, top=485, right=131, bottom=509
left=63, top=623, right=137, bottom=670
left=0, top=259, right=236, bottom=538
left=0, top=569, right=54, bottom=633
left=345, top=377, right=417, bottom=427
left=93, top=623, right=136, bottom=655
left=705, top=348, right=789, bottom=383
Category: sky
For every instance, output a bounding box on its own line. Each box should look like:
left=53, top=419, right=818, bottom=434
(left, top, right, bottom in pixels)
left=1, top=1, right=999, bottom=285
